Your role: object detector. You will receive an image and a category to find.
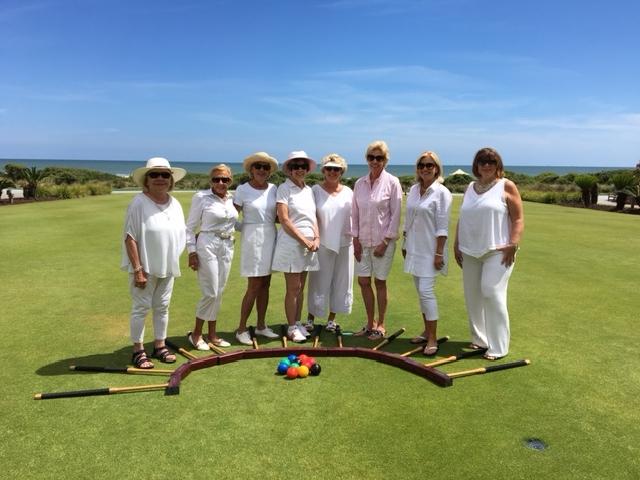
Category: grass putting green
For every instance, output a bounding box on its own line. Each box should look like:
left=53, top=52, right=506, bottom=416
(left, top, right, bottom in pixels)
left=1, top=193, right=639, bottom=479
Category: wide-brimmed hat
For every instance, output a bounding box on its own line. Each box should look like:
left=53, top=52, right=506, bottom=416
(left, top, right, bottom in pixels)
left=321, top=153, right=348, bottom=173
left=282, top=150, right=317, bottom=173
left=242, top=152, right=279, bottom=174
left=131, top=157, right=186, bottom=187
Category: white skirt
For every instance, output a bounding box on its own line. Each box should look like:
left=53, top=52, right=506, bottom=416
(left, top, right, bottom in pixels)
left=239, top=223, right=276, bottom=277
left=271, top=230, right=319, bottom=273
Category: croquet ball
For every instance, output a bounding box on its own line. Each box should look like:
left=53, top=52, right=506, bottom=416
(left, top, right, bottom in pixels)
left=287, top=354, right=298, bottom=363
left=297, top=365, right=309, bottom=378
left=298, top=354, right=308, bottom=362
left=286, top=367, right=299, bottom=379
left=307, top=357, right=316, bottom=365
left=309, top=363, right=321, bottom=376
left=290, top=363, right=300, bottom=369
left=301, top=359, right=314, bottom=369
left=277, top=363, right=289, bottom=375
left=281, top=357, right=291, bottom=365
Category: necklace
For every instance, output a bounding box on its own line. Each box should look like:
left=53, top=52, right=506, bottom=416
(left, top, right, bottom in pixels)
left=474, top=179, right=498, bottom=194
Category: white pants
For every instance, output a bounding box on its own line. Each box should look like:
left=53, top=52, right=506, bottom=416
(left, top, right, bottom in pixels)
left=129, top=274, right=175, bottom=343
left=462, top=251, right=514, bottom=357
left=307, top=244, right=354, bottom=318
left=196, top=233, right=234, bottom=321
left=412, top=276, right=439, bottom=320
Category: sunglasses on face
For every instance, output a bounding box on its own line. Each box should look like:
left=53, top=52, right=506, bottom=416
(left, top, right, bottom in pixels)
left=211, top=177, right=231, bottom=184
left=252, top=163, right=270, bottom=171
left=148, top=171, right=172, bottom=179
left=366, top=154, right=385, bottom=162
left=324, top=166, right=342, bottom=173
left=417, top=162, right=436, bottom=170
left=289, top=163, right=308, bottom=171
left=478, top=159, right=498, bottom=166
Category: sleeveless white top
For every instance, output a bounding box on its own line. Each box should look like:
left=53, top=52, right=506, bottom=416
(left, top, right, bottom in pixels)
left=312, top=184, right=353, bottom=253
left=458, top=179, right=511, bottom=258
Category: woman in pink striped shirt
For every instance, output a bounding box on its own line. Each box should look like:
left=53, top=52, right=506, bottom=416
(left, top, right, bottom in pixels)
left=351, top=140, right=403, bottom=340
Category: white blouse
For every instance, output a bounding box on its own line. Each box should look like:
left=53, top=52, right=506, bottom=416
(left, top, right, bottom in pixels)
left=276, top=178, right=316, bottom=238
left=313, top=184, right=353, bottom=253
left=403, top=182, right=452, bottom=277
left=121, top=193, right=186, bottom=278
left=186, top=189, right=239, bottom=253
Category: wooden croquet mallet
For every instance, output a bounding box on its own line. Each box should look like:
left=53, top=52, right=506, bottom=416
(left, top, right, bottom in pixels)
left=34, top=383, right=169, bottom=400
left=206, top=341, right=227, bottom=355
left=280, top=324, right=288, bottom=348
left=69, top=365, right=174, bottom=375
left=423, top=346, right=486, bottom=367
left=164, top=339, right=198, bottom=360
left=312, top=323, right=323, bottom=348
left=335, top=325, right=343, bottom=348
left=372, top=327, right=405, bottom=351
left=448, top=359, right=531, bottom=379
left=248, top=325, right=259, bottom=350
left=400, top=335, right=450, bottom=357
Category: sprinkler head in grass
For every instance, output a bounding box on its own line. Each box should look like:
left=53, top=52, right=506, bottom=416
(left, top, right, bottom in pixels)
left=523, top=438, right=547, bottom=451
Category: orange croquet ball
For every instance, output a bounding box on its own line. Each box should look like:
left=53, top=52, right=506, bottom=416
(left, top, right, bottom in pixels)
left=286, top=367, right=299, bottom=379
left=297, top=365, right=309, bottom=378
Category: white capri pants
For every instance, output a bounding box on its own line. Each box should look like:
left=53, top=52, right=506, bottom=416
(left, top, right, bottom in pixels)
left=307, top=243, right=354, bottom=318
left=129, top=274, right=175, bottom=343
left=462, top=251, right=514, bottom=357
left=195, top=232, right=234, bottom=321
left=412, top=275, right=439, bottom=320
left=355, top=240, right=396, bottom=280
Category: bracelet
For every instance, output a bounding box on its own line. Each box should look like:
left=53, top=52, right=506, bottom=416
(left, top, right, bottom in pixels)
left=382, top=239, right=389, bottom=246
left=434, top=253, right=444, bottom=257
left=511, top=243, right=520, bottom=251
left=188, top=252, right=197, bottom=257
left=133, top=265, right=144, bottom=273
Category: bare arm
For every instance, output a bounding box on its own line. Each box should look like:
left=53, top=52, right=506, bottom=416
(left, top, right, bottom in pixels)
left=124, top=234, right=147, bottom=288
left=499, top=179, right=524, bottom=266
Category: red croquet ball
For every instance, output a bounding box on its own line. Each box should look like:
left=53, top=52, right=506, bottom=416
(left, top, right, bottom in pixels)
left=286, top=367, right=299, bottom=379
left=298, top=354, right=308, bottom=362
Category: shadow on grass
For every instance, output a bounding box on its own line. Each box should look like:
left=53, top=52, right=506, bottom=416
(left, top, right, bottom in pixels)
left=35, top=329, right=472, bottom=376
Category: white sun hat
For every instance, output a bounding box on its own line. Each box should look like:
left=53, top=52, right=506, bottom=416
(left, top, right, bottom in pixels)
left=282, top=151, right=317, bottom=173
left=131, top=157, right=187, bottom=187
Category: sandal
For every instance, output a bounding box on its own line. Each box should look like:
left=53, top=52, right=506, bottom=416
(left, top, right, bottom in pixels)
left=368, top=329, right=385, bottom=341
left=423, top=344, right=439, bottom=356
left=410, top=335, right=427, bottom=344
left=469, top=343, right=485, bottom=350
left=353, top=326, right=372, bottom=337
left=132, top=350, right=154, bottom=369
left=483, top=353, right=503, bottom=361
left=151, top=346, right=177, bottom=364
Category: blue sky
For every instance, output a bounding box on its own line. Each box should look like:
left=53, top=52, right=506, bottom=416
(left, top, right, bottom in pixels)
left=1, top=0, right=639, bottom=166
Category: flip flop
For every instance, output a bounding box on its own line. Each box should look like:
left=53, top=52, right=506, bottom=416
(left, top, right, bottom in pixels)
left=423, top=345, right=439, bottom=356
left=410, top=335, right=427, bottom=344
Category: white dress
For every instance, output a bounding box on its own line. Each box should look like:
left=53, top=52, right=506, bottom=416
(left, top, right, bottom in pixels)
left=271, top=179, right=319, bottom=273
left=234, top=182, right=277, bottom=277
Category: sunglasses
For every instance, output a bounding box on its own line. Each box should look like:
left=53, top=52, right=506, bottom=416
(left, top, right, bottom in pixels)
left=252, top=163, right=271, bottom=171
left=211, top=177, right=231, bottom=184
left=324, top=166, right=342, bottom=173
left=478, top=159, right=498, bottom=166
left=148, top=171, right=172, bottom=179
left=366, top=154, right=385, bottom=162
left=417, top=163, right=436, bottom=170
left=289, top=163, right=309, bottom=170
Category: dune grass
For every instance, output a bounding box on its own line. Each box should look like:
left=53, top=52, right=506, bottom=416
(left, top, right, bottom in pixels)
left=1, top=193, right=639, bottom=479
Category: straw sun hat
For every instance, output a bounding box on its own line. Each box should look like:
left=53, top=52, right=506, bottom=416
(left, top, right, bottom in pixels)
left=242, top=152, right=279, bottom=174
left=131, top=157, right=186, bottom=187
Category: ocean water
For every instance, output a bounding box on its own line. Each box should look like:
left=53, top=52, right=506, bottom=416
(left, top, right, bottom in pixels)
left=0, top=158, right=627, bottom=178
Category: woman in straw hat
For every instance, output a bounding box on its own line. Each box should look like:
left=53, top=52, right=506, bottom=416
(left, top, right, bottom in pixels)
left=272, top=151, right=320, bottom=343
left=121, top=157, right=187, bottom=369
left=305, top=153, right=354, bottom=333
left=185, top=164, right=238, bottom=351
left=402, top=151, right=452, bottom=356
left=233, top=152, right=281, bottom=345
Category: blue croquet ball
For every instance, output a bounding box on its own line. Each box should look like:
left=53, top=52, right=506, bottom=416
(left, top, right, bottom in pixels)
left=277, top=363, right=289, bottom=375
left=287, top=354, right=298, bottom=363
left=309, top=363, right=321, bottom=376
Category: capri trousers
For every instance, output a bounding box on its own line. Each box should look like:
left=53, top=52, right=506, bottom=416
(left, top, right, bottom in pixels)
left=129, top=274, right=175, bottom=343
left=196, top=232, right=234, bottom=321
left=412, top=275, right=439, bottom=320
left=462, top=251, right=514, bottom=357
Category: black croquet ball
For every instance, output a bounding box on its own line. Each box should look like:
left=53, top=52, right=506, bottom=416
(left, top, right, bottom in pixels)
left=309, top=363, right=321, bottom=376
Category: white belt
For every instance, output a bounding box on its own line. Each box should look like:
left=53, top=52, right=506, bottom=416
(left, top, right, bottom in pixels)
left=202, top=230, right=234, bottom=239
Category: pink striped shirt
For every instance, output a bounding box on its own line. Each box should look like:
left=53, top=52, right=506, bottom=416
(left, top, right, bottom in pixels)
left=351, top=169, right=402, bottom=247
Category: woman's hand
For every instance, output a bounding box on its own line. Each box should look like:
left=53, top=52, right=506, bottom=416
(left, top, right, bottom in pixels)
left=188, top=252, right=199, bottom=271
left=499, top=243, right=518, bottom=267
left=373, top=241, right=388, bottom=258
left=134, top=270, right=147, bottom=289
left=310, top=237, right=320, bottom=252
left=454, top=244, right=463, bottom=268
left=353, top=237, right=362, bottom=262
left=434, top=255, right=445, bottom=270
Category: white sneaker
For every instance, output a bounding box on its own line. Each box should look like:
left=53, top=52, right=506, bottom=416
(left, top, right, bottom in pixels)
left=326, top=320, right=339, bottom=332
left=288, top=325, right=306, bottom=343
left=296, top=321, right=311, bottom=337
left=255, top=326, right=279, bottom=339
left=235, top=330, right=253, bottom=346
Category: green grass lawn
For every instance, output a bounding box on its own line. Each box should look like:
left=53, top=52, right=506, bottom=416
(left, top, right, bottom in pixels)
left=1, top=193, right=639, bottom=479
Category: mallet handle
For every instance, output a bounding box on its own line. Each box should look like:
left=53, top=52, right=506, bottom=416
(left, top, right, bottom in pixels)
left=70, top=365, right=174, bottom=375
left=448, top=359, right=530, bottom=379
left=206, top=342, right=227, bottom=355
left=280, top=324, right=288, bottom=348
left=400, top=346, right=423, bottom=357
left=165, top=340, right=198, bottom=360
left=312, top=324, right=323, bottom=348
left=249, top=326, right=259, bottom=350
left=423, top=347, right=486, bottom=367
left=372, top=327, right=405, bottom=350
